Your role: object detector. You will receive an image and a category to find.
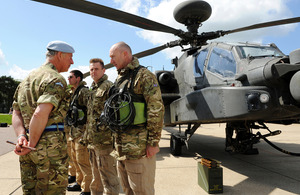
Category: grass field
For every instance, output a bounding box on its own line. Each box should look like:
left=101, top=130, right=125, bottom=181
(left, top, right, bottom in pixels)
left=0, top=114, right=12, bottom=125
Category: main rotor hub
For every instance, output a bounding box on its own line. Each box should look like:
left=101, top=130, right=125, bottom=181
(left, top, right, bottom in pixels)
left=173, top=0, right=212, bottom=34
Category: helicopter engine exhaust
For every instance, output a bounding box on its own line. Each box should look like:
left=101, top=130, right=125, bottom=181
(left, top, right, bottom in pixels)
left=289, top=48, right=300, bottom=64
left=290, top=70, right=300, bottom=103
left=157, top=71, right=180, bottom=94
left=159, top=72, right=172, bottom=85
left=289, top=49, right=300, bottom=103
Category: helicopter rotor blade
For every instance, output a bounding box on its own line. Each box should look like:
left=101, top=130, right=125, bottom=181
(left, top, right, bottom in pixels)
left=31, top=0, right=183, bottom=36
left=83, top=63, right=114, bottom=79
left=134, top=45, right=168, bottom=59
left=82, top=63, right=115, bottom=79
left=197, top=16, right=300, bottom=43
left=82, top=41, right=182, bottom=79
left=83, top=71, right=90, bottom=79
left=224, top=17, right=300, bottom=35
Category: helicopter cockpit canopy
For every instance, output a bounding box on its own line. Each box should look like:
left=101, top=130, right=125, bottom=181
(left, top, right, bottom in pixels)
left=237, top=45, right=285, bottom=59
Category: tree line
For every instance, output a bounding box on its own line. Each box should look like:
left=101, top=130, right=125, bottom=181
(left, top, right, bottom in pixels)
left=0, top=76, right=20, bottom=113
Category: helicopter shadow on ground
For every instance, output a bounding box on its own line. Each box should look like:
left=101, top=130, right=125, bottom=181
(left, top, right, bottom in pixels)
left=159, top=125, right=300, bottom=194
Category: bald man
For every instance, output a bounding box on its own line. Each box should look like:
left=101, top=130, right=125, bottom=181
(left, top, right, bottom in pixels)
left=109, top=41, right=165, bottom=195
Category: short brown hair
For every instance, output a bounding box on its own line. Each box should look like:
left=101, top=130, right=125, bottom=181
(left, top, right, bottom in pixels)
left=89, top=58, right=104, bottom=69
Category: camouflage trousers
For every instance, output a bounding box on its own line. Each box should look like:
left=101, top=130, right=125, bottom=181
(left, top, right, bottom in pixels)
left=66, top=133, right=76, bottom=177
left=19, top=131, right=69, bottom=195
left=70, top=137, right=92, bottom=192
left=88, top=146, right=120, bottom=195
left=118, top=155, right=156, bottom=195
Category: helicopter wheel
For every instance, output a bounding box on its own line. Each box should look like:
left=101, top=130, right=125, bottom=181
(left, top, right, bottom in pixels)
left=170, top=134, right=183, bottom=156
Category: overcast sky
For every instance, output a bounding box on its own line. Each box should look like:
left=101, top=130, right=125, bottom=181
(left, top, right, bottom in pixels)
left=0, top=0, right=299, bottom=86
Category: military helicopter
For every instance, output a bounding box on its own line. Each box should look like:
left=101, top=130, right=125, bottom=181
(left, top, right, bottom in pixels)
left=31, top=0, right=300, bottom=156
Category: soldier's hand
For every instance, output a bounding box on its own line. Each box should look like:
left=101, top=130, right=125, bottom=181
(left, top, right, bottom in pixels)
left=14, top=137, right=31, bottom=156
left=146, top=145, right=160, bottom=158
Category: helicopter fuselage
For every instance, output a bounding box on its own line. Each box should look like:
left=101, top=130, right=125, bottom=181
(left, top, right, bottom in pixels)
left=156, top=42, right=300, bottom=126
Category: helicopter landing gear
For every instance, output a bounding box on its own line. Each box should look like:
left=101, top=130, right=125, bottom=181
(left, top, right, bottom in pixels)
left=170, top=123, right=201, bottom=156
left=170, top=133, right=183, bottom=156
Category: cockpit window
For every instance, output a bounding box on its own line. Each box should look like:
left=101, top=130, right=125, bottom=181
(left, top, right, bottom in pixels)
left=194, top=49, right=208, bottom=77
left=237, top=46, right=284, bottom=59
left=207, top=47, right=236, bottom=78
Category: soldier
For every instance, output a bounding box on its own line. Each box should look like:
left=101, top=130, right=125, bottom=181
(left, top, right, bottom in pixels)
left=65, top=124, right=77, bottom=184
left=85, top=58, right=120, bottom=195
left=65, top=85, right=77, bottom=184
left=65, top=70, right=92, bottom=195
left=108, top=41, right=164, bottom=195
left=11, top=40, right=74, bottom=194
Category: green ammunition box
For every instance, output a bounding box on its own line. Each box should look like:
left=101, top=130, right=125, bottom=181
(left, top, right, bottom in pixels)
left=198, top=162, right=223, bottom=194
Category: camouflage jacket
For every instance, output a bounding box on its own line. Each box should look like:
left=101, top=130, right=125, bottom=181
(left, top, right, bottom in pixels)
left=12, top=62, right=70, bottom=129
left=111, top=57, right=165, bottom=160
left=86, top=74, right=114, bottom=149
left=67, top=81, right=90, bottom=140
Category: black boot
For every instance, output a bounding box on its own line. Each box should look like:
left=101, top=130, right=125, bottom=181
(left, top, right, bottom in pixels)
left=68, top=175, right=76, bottom=184
left=80, top=192, right=91, bottom=195
left=67, top=182, right=81, bottom=191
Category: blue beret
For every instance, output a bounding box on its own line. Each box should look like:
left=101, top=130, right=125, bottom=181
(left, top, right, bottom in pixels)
left=47, top=40, right=75, bottom=53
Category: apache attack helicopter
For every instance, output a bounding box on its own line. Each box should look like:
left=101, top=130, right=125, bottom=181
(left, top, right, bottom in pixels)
left=31, top=0, right=300, bottom=156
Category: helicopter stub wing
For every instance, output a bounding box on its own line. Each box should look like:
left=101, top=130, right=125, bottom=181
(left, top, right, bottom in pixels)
left=167, top=85, right=300, bottom=125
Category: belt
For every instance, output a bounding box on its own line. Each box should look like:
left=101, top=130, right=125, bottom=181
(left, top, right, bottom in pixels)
left=26, top=123, right=64, bottom=133
left=44, top=123, right=64, bottom=131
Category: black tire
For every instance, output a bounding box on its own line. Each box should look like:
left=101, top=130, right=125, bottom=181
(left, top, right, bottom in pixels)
left=170, top=134, right=182, bottom=156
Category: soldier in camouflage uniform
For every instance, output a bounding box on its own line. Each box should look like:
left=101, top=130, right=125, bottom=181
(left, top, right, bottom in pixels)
left=66, top=70, right=92, bottom=195
left=84, top=58, right=119, bottom=195
left=65, top=124, right=77, bottom=184
left=65, top=86, right=77, bottom=184
left=11, top=40, right=74, bottom=194
left=109, top=42, right=164, bottom=195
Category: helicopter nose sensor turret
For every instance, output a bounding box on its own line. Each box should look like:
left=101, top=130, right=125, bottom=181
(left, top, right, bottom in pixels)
left=173, top=0, right=212, bottom=34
